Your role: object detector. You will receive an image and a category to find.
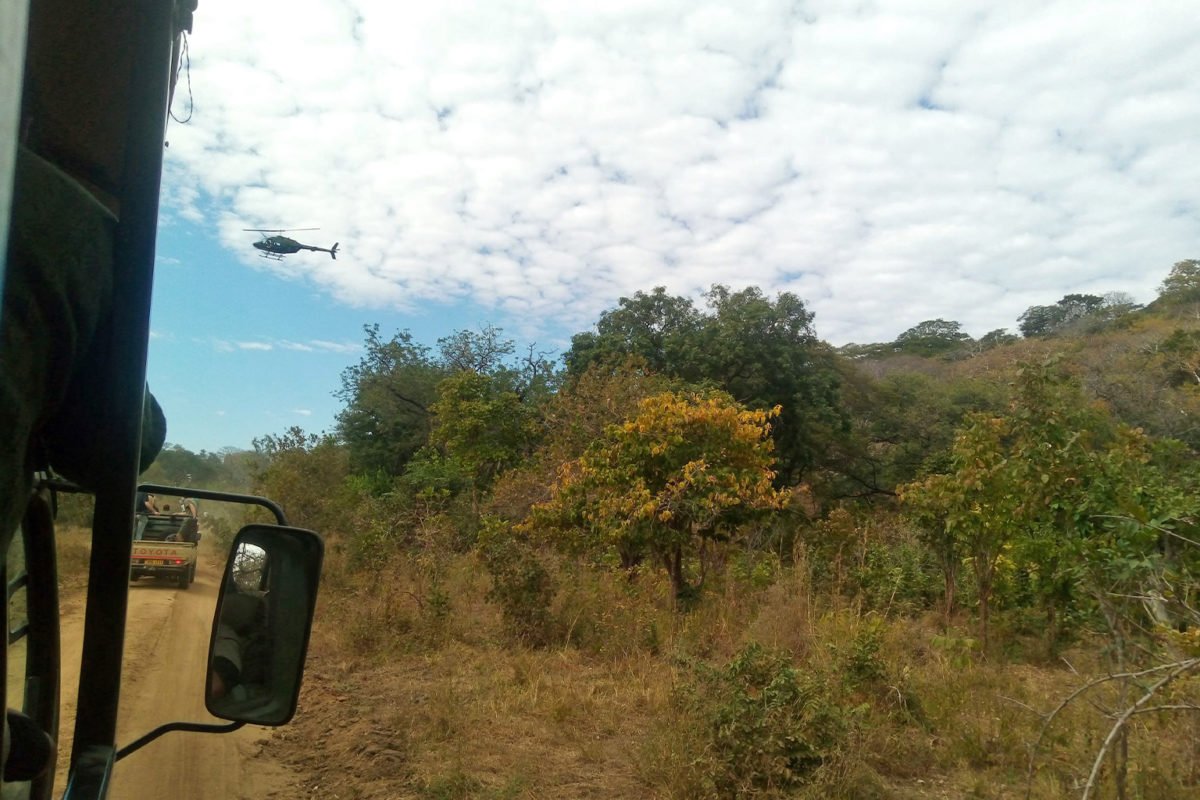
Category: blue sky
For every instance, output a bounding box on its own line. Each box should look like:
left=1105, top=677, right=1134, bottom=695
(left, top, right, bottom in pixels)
left=148, top=0, right=1200, bottom=454
left=148, top=215, right=528, bottom=453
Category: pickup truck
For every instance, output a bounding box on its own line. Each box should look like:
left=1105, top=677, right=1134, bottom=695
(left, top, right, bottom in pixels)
left=131, top=514, right=199, bottom=588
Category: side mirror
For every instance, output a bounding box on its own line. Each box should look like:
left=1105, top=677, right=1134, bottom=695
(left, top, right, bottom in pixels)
left=205, top=524, right=323, bottom=725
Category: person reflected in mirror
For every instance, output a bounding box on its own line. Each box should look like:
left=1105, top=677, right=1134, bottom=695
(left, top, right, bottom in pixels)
left=209, top=589, right=270, bottom=705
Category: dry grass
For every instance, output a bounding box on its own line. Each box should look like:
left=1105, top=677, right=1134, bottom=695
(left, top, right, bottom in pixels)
left=272, top=547, right=1200, bottom=800
left=55, top=524, right=93, bottom=595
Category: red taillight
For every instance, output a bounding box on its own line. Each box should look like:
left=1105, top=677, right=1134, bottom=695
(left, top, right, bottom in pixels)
left=173, top=559, right=183, bottom=565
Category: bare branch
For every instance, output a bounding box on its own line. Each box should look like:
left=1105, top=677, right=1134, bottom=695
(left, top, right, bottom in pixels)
left=1126, top=703, right=1200, bottom=716
left=1025, top=659, right=1200, bottom=800
left=999, top=694, right=1039, bottom=715
left=1081, top=658, right=1200, bottom=800
left=1089, top=514, right=1200, bottom=549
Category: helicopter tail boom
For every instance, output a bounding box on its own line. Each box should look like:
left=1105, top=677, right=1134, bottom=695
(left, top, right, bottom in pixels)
left=293, top=241, right=341, bottom=259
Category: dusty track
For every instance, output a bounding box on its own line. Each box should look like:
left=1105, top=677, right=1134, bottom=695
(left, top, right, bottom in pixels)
left=53, top=544, right=297, bottom=799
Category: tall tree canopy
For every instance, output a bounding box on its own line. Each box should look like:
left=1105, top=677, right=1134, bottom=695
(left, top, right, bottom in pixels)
left=1157, top=259, right=1200, bottom=305
left=563, top=287, right=701, bottom=377
left=336, top=325, right=446, bottom=476
left=1018, top=294, right=1113, bottom=338
left=337, top=324, right=557, bottom=479
left=893, top=319, right=972, bottom=356
left=563, top=285, right=844, bottom=483
left=426, top=369, right=539, bottom=496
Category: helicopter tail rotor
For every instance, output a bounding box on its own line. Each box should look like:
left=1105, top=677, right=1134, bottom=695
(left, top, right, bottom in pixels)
left=330, top=243, right=339, bottom=260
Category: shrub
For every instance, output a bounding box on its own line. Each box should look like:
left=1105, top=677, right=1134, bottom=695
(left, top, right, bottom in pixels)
left=688, top=643, right=851, bottom=797
left=478, top=519, right=558, bottom=646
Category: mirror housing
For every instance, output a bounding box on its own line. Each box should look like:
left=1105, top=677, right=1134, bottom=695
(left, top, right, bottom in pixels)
left=205, top=524, right=323, bottom=725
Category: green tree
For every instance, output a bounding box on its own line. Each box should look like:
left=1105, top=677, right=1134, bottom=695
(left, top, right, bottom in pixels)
left=525, top=391, right=784, bottom=603
left=563, top=287, right=701, bottom=377
left=1016, top=303, right=1062, bottom=338
left=564, top=285, right=845, bottom=483
left=977, top=328, right=1018, bottom=350
left=834, top=371, right=1002, bottom=498
left=488, top=357, right=673, bottom=522
left=902, top=414, right=1020, bottom=646
left=697, top=286, right=845, bottom=483
left=139, top=443, right=240, bottom=490
left=1157, top=259, right=1200, bottom=305
left=335, top=325, right=444, bottom=476
left=252, top=426, right=352, bottom=534
left=1018, top=294, right=1108, bottom=338
left=903, top=366, right=1105, bottom=645
left=436, top=325, right=559, bottom=403
left=893, top=319, right=972, bottom=356
left=426, top=370, right=538, bottom=502
left=437, top=325, right=514, bottom=373
left=902, top=363, right=1198, bottom=649
left=336, top=324, right=558, bottom=481
left=1157, top=328, right=1200, bottom=386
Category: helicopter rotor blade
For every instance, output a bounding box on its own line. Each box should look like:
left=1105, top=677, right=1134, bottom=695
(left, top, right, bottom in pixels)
left=242, top=227, right=321, bottom=233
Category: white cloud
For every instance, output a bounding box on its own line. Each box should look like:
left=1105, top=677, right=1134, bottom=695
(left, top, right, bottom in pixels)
left=293, top=408, right=313, bottom=416
left=210, top=337, right=360, bottom=354
left=161, top=0, right=1200, bottom=345
left=308, top=340, right=363, bottom=354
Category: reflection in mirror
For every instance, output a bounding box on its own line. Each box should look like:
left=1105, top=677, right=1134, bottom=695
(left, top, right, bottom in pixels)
left=230, top=543, right=267, bottom=594
left=210, top=543, right=268, bottom=702
left=6, top=532, right=28, bottom=712
left=205, top=525, right=322, bottom=726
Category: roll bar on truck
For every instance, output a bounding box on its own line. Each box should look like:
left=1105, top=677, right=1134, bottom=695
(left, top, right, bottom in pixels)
left=1, top=2, right=323, bottom=798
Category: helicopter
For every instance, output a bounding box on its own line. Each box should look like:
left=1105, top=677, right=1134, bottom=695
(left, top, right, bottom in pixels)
left=244, top=228, right=340, bottom=260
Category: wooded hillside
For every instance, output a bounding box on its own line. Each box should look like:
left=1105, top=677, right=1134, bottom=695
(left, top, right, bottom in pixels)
left=156, top=259, right=1200, bottom=798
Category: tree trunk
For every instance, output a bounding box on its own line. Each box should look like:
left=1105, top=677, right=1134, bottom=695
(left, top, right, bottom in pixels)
left=671, top=545, right=685, bottom=599
left=942, top=564, right=957, bottom=629
left=976, top=565, right=992, bottom=655
left=978, top=588, right=990, bottom=655
left=662, top=544, right=687, bottom=608
left=1114, top=727, right=1128, bottom=800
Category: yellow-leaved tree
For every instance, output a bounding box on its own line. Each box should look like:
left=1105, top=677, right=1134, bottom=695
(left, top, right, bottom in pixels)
left=525, top=390, right=784, bottom=604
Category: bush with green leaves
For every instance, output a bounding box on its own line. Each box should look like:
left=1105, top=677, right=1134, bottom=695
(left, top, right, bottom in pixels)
left=850, top=536, right=940, bottom=615
left=685, top=643, right=851, bottom=797
left=478, top=518, right=558, bottom=646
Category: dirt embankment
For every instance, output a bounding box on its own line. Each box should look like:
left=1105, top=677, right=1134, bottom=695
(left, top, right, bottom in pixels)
left=54, top=542, right=300, bottom=800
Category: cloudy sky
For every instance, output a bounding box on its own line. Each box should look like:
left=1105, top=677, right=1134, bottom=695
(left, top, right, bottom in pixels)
left=149, top=0, right=1200, bottom=453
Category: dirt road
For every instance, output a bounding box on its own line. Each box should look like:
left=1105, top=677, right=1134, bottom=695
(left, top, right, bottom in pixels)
left=53, top=545, right=297, bottom=799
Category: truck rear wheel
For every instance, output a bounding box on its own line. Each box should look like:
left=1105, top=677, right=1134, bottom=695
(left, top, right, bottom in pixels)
left=188, top=563, right=196, bottom=584
left=177, top=570, right=190, bottom=590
